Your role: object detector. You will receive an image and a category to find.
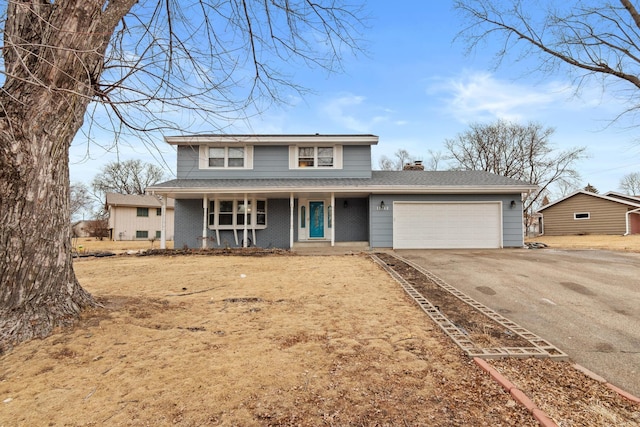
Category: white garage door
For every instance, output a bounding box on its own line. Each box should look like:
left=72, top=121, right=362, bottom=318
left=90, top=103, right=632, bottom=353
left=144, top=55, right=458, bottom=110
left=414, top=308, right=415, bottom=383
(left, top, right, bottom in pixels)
left=393, top=202, right=502, bottom=249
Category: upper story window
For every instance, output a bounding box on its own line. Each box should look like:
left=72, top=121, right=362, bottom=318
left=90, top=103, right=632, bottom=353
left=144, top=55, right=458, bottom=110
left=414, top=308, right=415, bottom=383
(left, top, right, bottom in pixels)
left=199, top=145, right=253, bottom=169
left=137, top=207, right=149, bottom=217
left=290, top=145, right=342, bottom=169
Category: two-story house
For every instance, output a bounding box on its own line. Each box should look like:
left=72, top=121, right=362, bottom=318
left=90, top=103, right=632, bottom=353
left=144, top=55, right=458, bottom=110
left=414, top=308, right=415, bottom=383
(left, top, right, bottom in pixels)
left=146, top=134, right=536, bottom=250
left=105, top=193, right=175, bottom=241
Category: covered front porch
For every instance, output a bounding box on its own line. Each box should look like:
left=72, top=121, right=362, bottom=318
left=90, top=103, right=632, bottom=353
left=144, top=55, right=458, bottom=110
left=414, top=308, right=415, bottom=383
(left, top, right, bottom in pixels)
left=152, top=190, right=370, bottom=250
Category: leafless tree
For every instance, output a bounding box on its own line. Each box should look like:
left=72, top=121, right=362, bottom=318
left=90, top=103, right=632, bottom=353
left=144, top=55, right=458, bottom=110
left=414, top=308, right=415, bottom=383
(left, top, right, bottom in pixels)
left=70, top=182, right=92, bottom=221
left=377, top=155, right=395, bottom=171
left=425, top=149, right=446, bottom=171
left=445, top=120, right=587, bottom=222
left=454, top=0, right=640, bottom=119
left=82, top=219, right=109, bottom=240
left=619, top=172, right=640, bottom=195
left=92, top=160, right=165, bottom=197
left=378, top=149, right=414, bottom=170
left=0, top=0, right=365, bottom=351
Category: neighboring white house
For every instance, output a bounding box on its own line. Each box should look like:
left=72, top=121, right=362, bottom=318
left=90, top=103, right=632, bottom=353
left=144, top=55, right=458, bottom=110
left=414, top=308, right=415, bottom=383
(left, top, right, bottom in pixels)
left=106, top=193, right=175, bottom=242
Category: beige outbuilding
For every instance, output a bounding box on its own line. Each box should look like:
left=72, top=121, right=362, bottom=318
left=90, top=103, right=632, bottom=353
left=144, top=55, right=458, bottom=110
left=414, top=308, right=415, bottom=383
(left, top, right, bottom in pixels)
left=538, top=191, right=640, bottom=236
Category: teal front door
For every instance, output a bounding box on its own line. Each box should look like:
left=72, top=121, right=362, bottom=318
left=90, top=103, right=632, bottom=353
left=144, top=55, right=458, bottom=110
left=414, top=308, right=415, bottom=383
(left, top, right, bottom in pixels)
left=309, top=201, right=324, bottom=238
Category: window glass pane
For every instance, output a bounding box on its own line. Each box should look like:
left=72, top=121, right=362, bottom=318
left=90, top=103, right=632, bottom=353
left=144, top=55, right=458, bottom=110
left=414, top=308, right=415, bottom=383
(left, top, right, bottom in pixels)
left=219, top=201, right=233, bottom=212
left=156, top=208, right=162, bottom=216
left=218, top=200, right=233, bottom=225
left=208, top=147, right=225, bottom=167
left=209, top=147, right=224, bottom=157
left=137, top=207, right=149, bottom=217
left=299, top=147, right=314, bottom=156
left=218, top=214, right=233, bottom=225
left=136, top=230, right=148, bottom=238
left=208, top=201, right=215, bottom=225
left=300, top=206, right=306, bottom=228
left=155, top=230, right=161, bottom=238
left=318, top=147, right=333, bottom=167
left=237, top=201, right=252, bottom=225
left=228, top=147, right=244, bottom=167
left=228, top=147, right=244, bottom=157
left=298, top=147, right=314, bottom=167
left=256, top=200, right=266, bottom=225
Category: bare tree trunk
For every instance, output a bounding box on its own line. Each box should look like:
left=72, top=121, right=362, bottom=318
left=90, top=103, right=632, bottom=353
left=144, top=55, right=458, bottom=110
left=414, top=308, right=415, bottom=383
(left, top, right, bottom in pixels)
left=0, top=0, right=136, bottom=352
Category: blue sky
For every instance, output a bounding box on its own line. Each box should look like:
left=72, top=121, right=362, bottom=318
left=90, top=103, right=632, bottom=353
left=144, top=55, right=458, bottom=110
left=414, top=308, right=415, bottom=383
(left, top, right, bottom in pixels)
left=69, top=2, right=640, bottom=197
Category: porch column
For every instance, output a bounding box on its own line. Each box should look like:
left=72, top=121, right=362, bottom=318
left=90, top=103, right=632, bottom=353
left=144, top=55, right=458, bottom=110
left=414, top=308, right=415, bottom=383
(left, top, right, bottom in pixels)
left=202, top=196, right=208, bottom=249
left=243, top=194, right=248, bottom=247
left=290, top=193, right=295, bottom=249
left=330, top=192, right=335, bottom=247
left=160, top=195, right=167, bottom=249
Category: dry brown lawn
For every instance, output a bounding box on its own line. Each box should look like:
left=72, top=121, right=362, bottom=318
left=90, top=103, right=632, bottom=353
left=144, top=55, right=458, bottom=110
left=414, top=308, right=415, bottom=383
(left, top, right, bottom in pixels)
left=526, top=234, right=640, bottom=252
left=1, top=239, right=638, bottom=426
left=1, top=254, right=541, bottom=426
left=73, top=238, right=174, bottom=253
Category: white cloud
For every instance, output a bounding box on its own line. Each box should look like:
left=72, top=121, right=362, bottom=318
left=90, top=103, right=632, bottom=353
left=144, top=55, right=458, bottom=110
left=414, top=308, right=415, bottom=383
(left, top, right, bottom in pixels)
left=321, top=94, right=399, bottom=132
left=430, top=71, right=574, bottom=123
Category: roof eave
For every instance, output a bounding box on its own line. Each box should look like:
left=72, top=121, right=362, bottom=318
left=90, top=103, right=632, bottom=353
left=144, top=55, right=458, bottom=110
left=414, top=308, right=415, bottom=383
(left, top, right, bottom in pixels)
left=147, top=184, right=537, bottom=195
left=164, top=134, right=379, bottom=146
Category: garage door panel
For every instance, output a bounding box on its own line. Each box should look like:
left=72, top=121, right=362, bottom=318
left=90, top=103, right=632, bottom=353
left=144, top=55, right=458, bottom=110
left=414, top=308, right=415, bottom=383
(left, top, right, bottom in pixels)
left=393, top=202, right=502, bottom=249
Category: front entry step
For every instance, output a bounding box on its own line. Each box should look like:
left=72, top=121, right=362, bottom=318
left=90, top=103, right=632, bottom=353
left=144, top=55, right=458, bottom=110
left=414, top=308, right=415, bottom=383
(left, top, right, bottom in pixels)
left=293, top=241, right=369, bottom=248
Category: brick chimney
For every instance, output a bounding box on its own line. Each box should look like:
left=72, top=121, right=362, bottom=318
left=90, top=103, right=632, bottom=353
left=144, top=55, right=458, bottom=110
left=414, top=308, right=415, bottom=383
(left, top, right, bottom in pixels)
left=402, top=160, right=424, bottom=171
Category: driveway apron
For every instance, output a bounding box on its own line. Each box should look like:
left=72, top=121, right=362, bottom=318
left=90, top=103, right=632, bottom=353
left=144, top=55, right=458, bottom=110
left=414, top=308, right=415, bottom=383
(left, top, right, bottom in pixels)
left=397, top=248, right=640, bottom=397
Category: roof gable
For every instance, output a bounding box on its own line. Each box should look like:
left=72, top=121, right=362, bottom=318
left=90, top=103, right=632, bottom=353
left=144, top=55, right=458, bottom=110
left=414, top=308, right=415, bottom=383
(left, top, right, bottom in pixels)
left=603, top=191, right=640, bottom=204
left=538, top=190, right=640, bottom=212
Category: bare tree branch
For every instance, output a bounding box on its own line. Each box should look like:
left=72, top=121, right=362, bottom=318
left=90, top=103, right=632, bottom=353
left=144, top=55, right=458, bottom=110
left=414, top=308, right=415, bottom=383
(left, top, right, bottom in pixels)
left=455, top=0, right=640, bottom=117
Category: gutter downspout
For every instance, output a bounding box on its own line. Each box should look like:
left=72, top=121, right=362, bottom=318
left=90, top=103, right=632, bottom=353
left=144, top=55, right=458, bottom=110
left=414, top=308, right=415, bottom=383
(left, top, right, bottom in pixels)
left=625, top=207, right=640, bottom=235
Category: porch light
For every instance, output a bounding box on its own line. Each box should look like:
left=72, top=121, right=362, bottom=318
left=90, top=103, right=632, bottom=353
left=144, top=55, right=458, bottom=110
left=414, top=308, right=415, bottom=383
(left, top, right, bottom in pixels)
left=343, top=200, right=348, bottom=208
left=510, top=200, right=516, bottom=208
left=380, top=201, right=385, bottom=209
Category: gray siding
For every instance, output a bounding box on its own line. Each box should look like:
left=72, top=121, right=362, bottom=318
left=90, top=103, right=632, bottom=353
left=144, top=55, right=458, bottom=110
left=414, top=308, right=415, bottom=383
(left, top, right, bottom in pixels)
left=334, top=198, right=369, bottom=242
left=174, top=198, right=292, bottom=249
left=174, top=199, right=204, bottom=249
left=176, top=145, right=372, bottom=179
left=369, top=194, right=524, bottom=248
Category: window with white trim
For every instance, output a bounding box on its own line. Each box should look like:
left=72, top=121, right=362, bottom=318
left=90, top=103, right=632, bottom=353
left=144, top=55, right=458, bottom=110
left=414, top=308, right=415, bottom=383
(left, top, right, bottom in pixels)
left=290, top=145, right=342, bottom=169
left=199, top=145, right=253, bottom=169
left=208, top=199, right=267, bottom=229
left=574, top=212, right=590, bottom=220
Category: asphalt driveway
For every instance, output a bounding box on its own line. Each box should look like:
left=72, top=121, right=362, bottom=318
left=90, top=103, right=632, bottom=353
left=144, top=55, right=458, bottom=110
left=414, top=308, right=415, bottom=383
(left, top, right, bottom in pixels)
left=397, top=248, right=640, bottom=397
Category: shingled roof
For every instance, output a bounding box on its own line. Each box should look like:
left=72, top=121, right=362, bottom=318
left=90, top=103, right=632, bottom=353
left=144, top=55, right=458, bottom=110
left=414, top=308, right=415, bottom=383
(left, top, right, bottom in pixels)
left=105, top=193, right=175, bottom=208
left=147, top=171, right=535, bottom=195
